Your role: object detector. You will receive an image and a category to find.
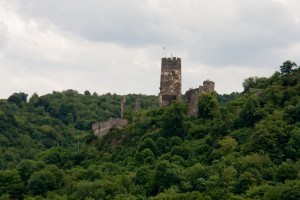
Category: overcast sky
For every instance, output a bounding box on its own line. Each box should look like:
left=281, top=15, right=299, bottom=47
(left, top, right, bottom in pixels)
left=0, top=0, right=300, bottom=99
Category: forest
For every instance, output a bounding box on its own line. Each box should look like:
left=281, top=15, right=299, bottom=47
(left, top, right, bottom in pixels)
left=0, top=60, right=299, bottom=199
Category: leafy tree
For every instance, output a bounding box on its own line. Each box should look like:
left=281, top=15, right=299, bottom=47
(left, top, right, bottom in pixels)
left=264, top=180, right=300, bottom=200
left=138, top=138, right=158, bottom=156
left=238, top=95, right=260, bottom=127
left=275, top=160, right=298, bottom=182
left=162, top=101, right=187, bottom=138
left=0, top=170, right=24, bottom=199
left=198, top=92, right=220, bottom=119
left=16, top=160, right=45, bottom=184
left=154, top=161, right=183, bottom=193
left=7, top=92, right=28, bottom=106
left=286, top=128, right=300, bottom=160
left=218, top=136, right=237, bottom=155
left=28, top=165, right=64, bottom=195
left=250, top=115, right=288, bottom=161
left=84, top=90, right=91, bottom=96
left=280, top=60, right=297, bottom=76
left=29, top=93, right=39, bottom=104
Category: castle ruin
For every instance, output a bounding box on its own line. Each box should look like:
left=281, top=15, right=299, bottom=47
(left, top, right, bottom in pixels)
left=92, top=96, right=128, bottom=138
left=158, top=57, right=215, bottom=116
left=92, top=56, right=215, bottom=138
left=185, top=80, right=215, bottom=117
left=134, top=95, right=141, bottom=113
left=159, top=57, right=182, bottom=107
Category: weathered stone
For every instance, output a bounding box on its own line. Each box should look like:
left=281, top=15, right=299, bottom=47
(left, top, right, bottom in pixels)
left=186, top=89, right=199, bottom=117
left=134, top=95, right=141, bottom=113
left=121, top=95, right=126, bottom=118
left=159, top=57, right=182, bottom=107
left=92, top=118, right=128, bottom=138
left=202, top=80, right=215, bottom=94
left=186, top=80, right=215, bottom=117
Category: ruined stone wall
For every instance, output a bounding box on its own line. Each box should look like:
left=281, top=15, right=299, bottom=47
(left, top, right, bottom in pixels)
left=186, top=80, right=215, bottom=117
left=134, top=95, right=141, bottom=113
left=92, top=118, right=128, bottom=138
left=120, top=96, right=126, bottom=118
left=186, top=89, right=200, bottom=117
left=159, top=57, right=182, bottom=107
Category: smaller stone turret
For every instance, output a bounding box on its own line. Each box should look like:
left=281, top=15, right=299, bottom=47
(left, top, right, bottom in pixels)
left=186, top=80, right=215, bottom=117
left=202, top=80, right=215, bottom=93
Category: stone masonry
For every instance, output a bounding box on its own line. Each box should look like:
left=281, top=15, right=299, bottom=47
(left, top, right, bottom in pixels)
left=134, top=95, right=141, bottom=113
left=186, top=80, right=215, bottom=117
left=92, top=95, right=128, bottom=138
left=92, top=118, right=128, bottom=138
left=159, top=57, right=182, bottom=107
left=121, top=96, right=126, bottom=118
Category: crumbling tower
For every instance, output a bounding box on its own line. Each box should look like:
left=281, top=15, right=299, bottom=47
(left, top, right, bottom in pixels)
left=159, top=57, right=182, bottom=107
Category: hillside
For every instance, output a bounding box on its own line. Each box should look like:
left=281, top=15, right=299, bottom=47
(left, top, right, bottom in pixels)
left=0, top=61, right=300, bottom=199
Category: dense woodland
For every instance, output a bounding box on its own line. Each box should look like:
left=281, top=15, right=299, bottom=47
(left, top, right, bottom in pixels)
left=0, top=61, right=300, bottom=199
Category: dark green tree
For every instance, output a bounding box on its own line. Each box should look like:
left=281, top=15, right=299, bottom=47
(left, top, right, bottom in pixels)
left=198, top=92, right=220, bottom=119
left=7, top=92, right=28, bottom=106
left=280, top=60, right=297, bottom=76
left=162, top=101, right=187, bottom=138
left=28, top=165, right=64, bottom=195
left=0, top=170, right=24, bottom=199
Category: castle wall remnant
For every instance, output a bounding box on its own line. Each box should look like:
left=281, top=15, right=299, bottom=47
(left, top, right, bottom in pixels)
left=134, top=95, right=141, bottom=113
left=159, top=57, right=182, bottom=107
left=92, top=95, right=128, bottom=138
left=92, top=118, right=128, bottom=138
left=186, top=80, right=215, bottom=117
left=121, top=96, right=126, bottom=118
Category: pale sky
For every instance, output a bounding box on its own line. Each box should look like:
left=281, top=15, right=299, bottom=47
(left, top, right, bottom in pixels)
left=0, top=0, right=300, bottom=99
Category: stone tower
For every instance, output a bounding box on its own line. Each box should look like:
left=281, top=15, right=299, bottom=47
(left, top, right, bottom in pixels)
left=159, top=57, right=182, bottom=107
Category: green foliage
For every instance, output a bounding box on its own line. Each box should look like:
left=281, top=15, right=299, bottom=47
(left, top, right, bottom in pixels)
left=7, top=92, right=28, bottom=106
left=218, top=136, right=237, bottom=155
left=154, top=160, right=183, bottom=192
left=198, top=92, right=220, bottom=119
left=0, top=62, right=300, bottom=199
left=162, top=101, right=187, bottom=138
left=0, top=170, right=24, bottom=199
left=286, top=128, right=300, bottom=160
left=280, top=60, right=297, bottom=76
left=238, top=95, right=260, bottom=127
left=243, top=76, right=269, bottom=92
left=28, top=165, right=64, bottom=195
left=17, top=160, right=45, bottom=184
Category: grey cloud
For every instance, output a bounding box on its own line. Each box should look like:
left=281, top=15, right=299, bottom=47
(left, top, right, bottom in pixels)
left=1, top=0, right=300, bottom=98
left=0, top=22, right=8, bottom=49
left=13, top=0, right=179, bottom=46
left=187, top=0, right=300, bottom=67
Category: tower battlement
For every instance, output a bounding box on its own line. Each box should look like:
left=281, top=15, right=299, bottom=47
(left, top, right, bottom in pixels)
left=161, top=57, right=181, bottom=70
left=202, top=80, right=215, bottom=93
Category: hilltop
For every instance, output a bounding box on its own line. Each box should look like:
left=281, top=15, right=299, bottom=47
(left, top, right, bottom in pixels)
left=0, top=61, right=299, bottom=199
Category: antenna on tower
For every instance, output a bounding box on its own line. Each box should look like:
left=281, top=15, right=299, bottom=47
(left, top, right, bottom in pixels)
left=163, top=46, right=167, bottom=58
